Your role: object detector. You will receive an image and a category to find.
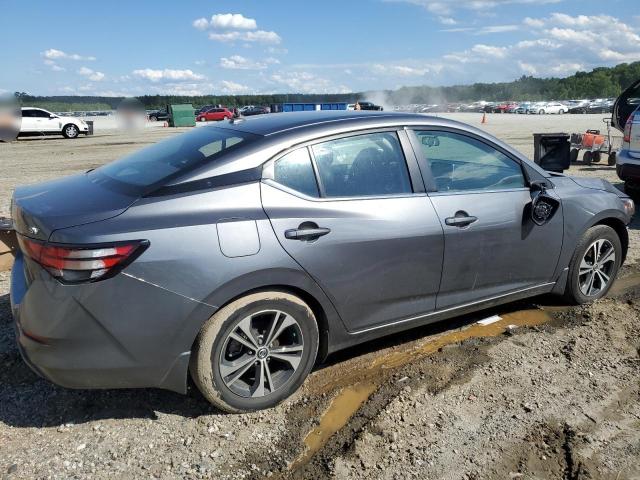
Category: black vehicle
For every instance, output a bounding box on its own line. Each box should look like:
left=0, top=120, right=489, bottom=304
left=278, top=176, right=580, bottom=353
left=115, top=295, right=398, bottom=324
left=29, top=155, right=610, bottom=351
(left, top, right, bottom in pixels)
left=196, top=105, right=219, bottom=116
left=241, top=106, right=269, bottom=116
left=358, top=101, right=384, bottom=111
left=148, top=109, right=169, bottom=122
left=570, top=102, right=614, bottom=114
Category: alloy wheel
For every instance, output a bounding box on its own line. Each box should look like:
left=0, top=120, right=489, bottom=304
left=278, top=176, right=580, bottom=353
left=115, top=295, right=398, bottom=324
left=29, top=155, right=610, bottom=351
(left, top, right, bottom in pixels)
left=65, top=125, right=78, bottom=138
left=218, top=310, right=304, bottom=398
left=578, top=239, right=616, bottom=296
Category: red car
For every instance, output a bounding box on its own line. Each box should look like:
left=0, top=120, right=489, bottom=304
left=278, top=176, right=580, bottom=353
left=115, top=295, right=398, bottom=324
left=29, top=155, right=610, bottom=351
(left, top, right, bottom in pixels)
left=196, top=108, right=233, bottom=122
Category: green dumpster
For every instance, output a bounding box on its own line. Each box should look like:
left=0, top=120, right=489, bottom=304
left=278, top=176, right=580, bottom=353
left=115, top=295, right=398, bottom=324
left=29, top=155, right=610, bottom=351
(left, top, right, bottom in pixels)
left=168, top=104, right=195, bottom=127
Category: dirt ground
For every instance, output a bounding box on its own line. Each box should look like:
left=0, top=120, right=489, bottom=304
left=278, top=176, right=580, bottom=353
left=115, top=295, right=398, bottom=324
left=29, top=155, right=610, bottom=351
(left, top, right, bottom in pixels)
left=0, top=113, right=639, bottom=480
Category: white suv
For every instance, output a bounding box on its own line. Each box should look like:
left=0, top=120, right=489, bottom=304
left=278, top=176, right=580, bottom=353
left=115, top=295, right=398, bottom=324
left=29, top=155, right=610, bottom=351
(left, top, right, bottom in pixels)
left=20, top=107, right=89, bottom=139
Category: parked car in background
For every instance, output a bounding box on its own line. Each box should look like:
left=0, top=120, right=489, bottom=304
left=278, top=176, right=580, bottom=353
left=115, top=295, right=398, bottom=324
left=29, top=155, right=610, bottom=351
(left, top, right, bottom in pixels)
left=515, top=102, right=532, bottom=114
left=147, top=109, right=169, bottom=122
left=542, top=102, right=568, bottom=114
left=527, top=102, right=548, bottom=114
left=613, top=78, right=640, bottom=198
left=196, top=108, right=234, bottom=122
left=241, top=106, right=269, bottom=117
left=357, top=101, right=383, bottom=111
left=196, top=105, right=218, bottom=116
left=506, top=103, right=520, bottom=113
left=10, top=111, right=634, bottom=413
left=492, top=102, right=518, bottom=113
left=19, top=107, right=89, bottom=139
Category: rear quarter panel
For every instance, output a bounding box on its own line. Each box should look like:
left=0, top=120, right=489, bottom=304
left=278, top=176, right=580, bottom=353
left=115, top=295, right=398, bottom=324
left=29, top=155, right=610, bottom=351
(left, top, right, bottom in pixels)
left=49, top=182, right=346, bottom=357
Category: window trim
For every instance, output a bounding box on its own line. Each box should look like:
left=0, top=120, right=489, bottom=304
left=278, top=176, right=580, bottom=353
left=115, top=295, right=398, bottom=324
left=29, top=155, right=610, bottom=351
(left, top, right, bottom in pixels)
left=262, top=127, right=425, bottom=202
left=406, top=127, right=532, bottom=195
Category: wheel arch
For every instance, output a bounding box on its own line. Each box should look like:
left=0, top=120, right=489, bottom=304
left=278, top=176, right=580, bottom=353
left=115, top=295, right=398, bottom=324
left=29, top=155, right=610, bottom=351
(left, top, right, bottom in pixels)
left=198, top=283, right=332, bottom=365
left=593, top=216, right=629, bottom=264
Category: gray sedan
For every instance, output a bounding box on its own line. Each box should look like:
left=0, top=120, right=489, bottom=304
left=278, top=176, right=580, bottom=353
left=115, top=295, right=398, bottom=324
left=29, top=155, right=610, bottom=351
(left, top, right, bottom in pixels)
left=10, top=112, right=635, bottom=412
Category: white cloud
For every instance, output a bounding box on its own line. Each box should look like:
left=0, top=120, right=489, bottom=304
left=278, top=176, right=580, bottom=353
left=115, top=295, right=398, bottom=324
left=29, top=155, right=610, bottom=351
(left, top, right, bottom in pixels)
left=132, top=68, right=206, bottom=82
left=42, top=48, right=96, bottom=61
left=442, top=24, right=518, bottom=34
left=208, top=30, right=281, bottom=44
left=43, top=59, right=66, bottom=72
left=219, top=55, right=268, bottom=70
left=193, top=18, right=209, bottom=30
left=438, top=16, right=457, bottom=25
left=77, top=66, right=105, bottom=82
left=270, top=71, right=350, bottom=94
left=211, top=13, right=257, bottom=30
left=438, top=13, right=640, bottom=81
left=193, top=13, right=257, bottom=31
left=388, top=0, right=562, bottom=16
left=373, top=64, right=429, bottom=76
left=219, top=80, right=251, bottom=94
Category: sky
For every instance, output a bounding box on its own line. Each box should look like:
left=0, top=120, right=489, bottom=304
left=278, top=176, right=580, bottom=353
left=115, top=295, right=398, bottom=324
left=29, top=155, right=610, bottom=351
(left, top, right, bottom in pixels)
left=1, top=0, right=639, bottom=97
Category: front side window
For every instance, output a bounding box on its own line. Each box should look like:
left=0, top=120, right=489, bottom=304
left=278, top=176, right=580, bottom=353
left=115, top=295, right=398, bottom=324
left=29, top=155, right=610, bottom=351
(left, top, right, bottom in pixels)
left=311, top=132, right=412, bottom=197
left=414, top=130, right=525, bottom=192
left=273, top=148, right=319, bottom=198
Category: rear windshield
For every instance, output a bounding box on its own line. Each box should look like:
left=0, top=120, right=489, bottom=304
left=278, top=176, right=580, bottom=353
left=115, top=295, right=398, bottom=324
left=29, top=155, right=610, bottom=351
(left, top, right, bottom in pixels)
left=91, top=127, right=257, bottom=191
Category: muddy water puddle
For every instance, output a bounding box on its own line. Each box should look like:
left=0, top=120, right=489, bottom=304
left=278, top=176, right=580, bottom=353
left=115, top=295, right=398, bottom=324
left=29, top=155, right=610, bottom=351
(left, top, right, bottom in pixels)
left=290, top=308, right=553, bottom=471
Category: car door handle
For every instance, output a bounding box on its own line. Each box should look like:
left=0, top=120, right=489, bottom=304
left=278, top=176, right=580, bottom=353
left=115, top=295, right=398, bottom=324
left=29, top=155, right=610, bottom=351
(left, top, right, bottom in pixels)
left=445, top=213, right=478, bottom=227
left=284, top=227, right=331, bottom=240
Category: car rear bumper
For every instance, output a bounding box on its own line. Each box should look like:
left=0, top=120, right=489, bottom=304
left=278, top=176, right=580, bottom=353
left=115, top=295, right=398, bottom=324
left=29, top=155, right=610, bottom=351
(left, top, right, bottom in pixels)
left=10, top=253, right=214, bottom=394
left=616, top=150, right=640, bottom=181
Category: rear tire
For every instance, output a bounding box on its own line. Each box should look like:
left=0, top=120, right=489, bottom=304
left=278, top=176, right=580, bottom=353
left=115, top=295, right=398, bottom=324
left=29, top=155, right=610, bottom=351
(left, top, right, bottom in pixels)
left=570, top=148, right=579, bottom=164
left=583, top=151, right=592, bottom=165
left=607, top=152, right=616, bottom=166
left=592, top=152, right=602, bottom=163
left=624, top=181, right=640, bottom=201
left=563, top=225, right=622, bottom=305
left=190, top=291, right=319, bottom=413
left=62, top=124, right=79, bottom=139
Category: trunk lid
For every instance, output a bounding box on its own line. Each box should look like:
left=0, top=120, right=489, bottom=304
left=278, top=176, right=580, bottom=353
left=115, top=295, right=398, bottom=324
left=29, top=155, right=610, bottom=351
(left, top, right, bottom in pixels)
left=612, top=79, right=640, bottom=132
left=11, top=173, right=138, bottom=241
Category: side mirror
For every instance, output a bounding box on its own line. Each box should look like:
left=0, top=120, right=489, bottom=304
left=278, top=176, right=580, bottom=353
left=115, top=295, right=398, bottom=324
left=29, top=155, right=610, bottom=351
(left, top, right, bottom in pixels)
left=49, top=114, right=57, bottom=119
left=530, top=181, right=559, bottom=226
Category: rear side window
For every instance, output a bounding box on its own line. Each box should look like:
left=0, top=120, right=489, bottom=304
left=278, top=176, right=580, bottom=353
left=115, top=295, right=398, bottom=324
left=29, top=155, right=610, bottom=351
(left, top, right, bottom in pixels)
left=273, top=148, right=319, bottom=197
left=311, top=132, right=412, bottom=197
left=414, top=130, right=525, bottom=192
left=93, top=127, right=257, bottom=190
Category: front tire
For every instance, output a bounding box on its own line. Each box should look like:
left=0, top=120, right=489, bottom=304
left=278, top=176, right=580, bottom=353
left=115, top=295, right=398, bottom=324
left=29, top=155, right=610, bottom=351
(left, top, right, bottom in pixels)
left=583, top=151, right=593, bottom=165
left=190, top=291, right=319, bottom=413
left=62, top=124, right=79, bottom=139
left=563, top=225, right=622, bottom=304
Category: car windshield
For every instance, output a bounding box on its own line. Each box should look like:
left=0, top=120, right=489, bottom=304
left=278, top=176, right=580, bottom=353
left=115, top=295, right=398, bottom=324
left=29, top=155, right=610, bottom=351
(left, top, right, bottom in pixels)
left=91, top=126, right=258, bottom=192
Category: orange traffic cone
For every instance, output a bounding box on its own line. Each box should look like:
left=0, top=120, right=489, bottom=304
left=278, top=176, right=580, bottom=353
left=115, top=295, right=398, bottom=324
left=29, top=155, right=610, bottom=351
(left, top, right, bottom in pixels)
left=481, top=113, right=487, bottom=124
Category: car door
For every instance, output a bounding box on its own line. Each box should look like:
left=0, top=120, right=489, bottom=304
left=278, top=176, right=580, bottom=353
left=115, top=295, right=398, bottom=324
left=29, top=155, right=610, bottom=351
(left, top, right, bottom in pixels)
left=31, top=109, right=57, bottom=133
left=409, top=129, right=563, bottom=309
left=20, top=109, right=37, bottom=132
left=261, top=130, right=444, bottom=332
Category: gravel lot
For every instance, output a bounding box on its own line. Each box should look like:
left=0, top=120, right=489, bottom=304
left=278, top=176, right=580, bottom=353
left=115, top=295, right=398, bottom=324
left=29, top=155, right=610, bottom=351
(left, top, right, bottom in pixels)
left=0, top=113, right=638, bottom=479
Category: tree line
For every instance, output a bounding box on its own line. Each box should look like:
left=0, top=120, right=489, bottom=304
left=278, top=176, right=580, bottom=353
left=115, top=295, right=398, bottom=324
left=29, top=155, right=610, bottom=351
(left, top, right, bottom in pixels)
left=13, top=61, right=640, bottom=111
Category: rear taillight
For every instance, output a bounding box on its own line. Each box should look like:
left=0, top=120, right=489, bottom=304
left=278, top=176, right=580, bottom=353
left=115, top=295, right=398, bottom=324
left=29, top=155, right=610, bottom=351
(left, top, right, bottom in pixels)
left=18, top=236, right=147, bottom=283
left=623, top=113, right=634, bottom=143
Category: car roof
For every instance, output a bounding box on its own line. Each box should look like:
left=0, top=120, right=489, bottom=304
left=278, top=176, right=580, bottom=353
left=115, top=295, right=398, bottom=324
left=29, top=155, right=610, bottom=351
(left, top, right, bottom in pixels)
left=218, top=111, right=428, bottom=136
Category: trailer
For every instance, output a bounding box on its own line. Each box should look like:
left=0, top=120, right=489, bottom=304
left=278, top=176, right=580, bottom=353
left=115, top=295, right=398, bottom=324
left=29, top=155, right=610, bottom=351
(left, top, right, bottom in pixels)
left=569, top=118, right=622, bottom=166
